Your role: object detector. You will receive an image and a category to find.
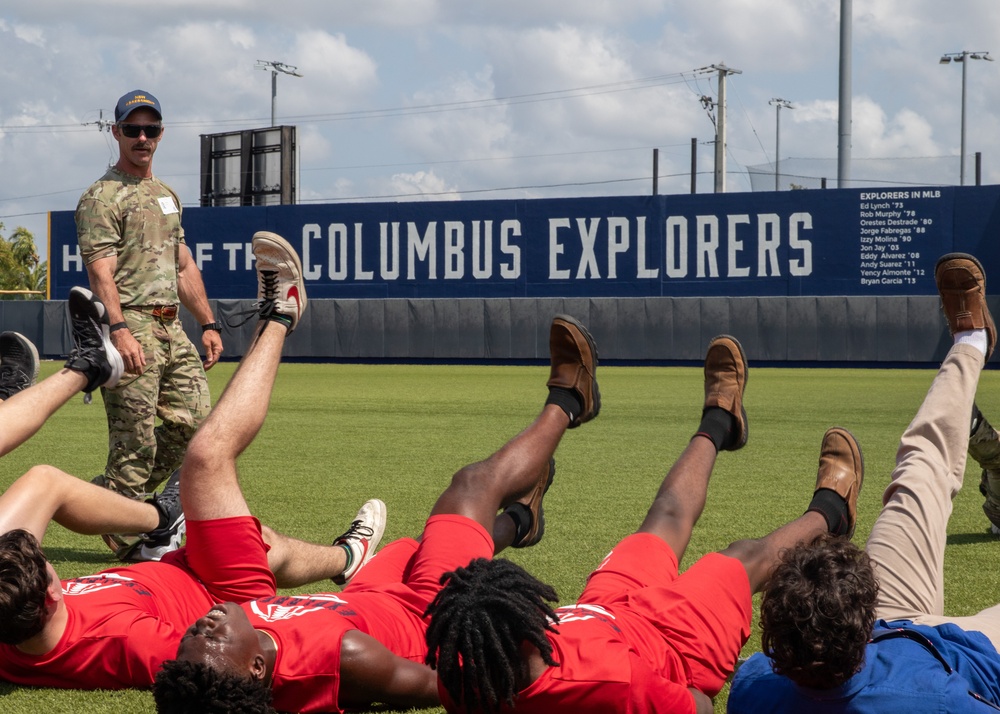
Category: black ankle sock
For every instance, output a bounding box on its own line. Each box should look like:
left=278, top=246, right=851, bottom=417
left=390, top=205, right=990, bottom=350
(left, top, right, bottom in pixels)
left=695, top=407, right=735, bottom=452
left=64, top=355, right=100, bottom=393
left=266, top=314, right=293, bottom=331
left=504, top=502, right=533, bottom=545
left=146, top=497, right=168, bottom=531
left=546, top=387, right=583, bottom=424
left=336, top=542, right=355, bottom=571
left=808, top=488, right=851, bottom=536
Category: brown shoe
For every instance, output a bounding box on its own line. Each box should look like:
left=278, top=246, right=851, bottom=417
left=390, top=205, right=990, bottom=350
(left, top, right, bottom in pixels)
left=935, top=252, right=996, bottom=360
left=507, top=458, right=556, bottom=548
left=815, top=427, right=864, bottom=538
left=703, top=335, right=748, bottom=450
left=547, top=315, right=600, bottom=428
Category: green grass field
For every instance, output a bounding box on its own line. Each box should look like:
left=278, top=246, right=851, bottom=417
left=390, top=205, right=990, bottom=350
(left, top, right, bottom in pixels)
left=3, top=359, right=1000, bottom=713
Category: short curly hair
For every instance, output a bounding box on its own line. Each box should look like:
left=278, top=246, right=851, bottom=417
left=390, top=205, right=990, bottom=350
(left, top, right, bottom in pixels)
left=0, top=529, right=51, bottom=645
left=760, top=533, right=879, bottom=689
left=153, top=659, right=276, bottom=714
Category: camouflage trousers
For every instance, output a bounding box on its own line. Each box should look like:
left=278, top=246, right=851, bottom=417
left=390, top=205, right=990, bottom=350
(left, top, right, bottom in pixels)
left=95, top=312, right=211, bottom=499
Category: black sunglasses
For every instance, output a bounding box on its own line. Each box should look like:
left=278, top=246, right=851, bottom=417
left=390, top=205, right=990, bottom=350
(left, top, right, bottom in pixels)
left=118, top=123, right=163, bottom=139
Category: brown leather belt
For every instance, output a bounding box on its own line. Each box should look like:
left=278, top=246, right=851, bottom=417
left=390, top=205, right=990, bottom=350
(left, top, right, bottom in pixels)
left=129, top=305, right=179, bottom=322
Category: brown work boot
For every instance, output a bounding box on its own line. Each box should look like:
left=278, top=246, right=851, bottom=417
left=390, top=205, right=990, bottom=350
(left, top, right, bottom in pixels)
left=935, top=252, right=996, bottom=360
left=814, top=427, right=864, bottom=538
left=703, top=335, right=748, bottom=450
left=506, top=458, right=556, bottom=548
left=546, top=315, right=600, bottom=428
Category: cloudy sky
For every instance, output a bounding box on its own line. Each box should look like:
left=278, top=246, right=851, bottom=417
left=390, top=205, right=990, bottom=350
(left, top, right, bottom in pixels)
left=2, top=0, right=999, bottom=261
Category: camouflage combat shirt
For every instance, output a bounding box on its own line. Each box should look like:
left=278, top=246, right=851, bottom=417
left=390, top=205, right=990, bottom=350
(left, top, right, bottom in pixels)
left=76, top=166, right=184, bottom=307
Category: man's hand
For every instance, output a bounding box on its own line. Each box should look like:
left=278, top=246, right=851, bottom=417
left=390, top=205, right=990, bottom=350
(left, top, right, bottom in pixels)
left=201, top=330, right=223, bottom=370
left=111, top=328, right=146, bottom=375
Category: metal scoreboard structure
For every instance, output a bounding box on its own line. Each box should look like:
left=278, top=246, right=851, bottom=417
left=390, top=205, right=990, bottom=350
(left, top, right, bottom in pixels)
left=199, top=126, right=296, bottom=207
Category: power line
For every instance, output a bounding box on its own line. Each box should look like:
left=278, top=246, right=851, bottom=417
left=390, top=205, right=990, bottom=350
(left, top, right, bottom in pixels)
left=0, top=70, right=697, bottom=134
left=302, top=143, right=693, bottom=173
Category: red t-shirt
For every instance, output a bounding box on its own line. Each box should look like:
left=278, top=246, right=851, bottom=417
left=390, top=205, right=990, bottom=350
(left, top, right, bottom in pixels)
left=0, top=516, right=274, bottom=688
left=249, top=586, right=431, bottom=713
left=438, top=606, right=697, bottom=714
left=0, top=562, right=214, bottom=688
left=257, top=514, right=495, bottom=713
left=439, top=536, right=753, bottom=714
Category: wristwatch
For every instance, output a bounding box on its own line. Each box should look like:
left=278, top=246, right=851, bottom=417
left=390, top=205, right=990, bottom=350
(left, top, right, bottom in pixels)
left=201, top=321, right=224, bottom=333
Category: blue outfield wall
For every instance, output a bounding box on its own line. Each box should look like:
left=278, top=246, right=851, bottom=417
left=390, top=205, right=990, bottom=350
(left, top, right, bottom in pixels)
left=31, top=185, right=1000, bottom=363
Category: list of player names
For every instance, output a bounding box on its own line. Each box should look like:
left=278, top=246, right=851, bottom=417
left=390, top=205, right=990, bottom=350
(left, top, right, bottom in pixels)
left=858, top=189, right=941, bottom=287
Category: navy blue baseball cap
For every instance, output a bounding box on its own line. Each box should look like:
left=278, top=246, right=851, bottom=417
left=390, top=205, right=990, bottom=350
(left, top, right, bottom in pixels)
left=115, top=90, right=162, bottom=122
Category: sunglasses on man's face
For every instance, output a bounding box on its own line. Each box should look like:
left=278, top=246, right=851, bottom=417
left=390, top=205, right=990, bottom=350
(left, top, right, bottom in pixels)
left=118, top=123, right=163, bottom=139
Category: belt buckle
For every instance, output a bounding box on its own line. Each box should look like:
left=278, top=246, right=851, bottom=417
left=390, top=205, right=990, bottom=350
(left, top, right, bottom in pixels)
left=152, top=305, right=178, bottom=321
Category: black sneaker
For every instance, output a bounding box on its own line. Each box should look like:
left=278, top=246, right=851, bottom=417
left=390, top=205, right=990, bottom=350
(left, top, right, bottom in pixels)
left=65, top=287, right=124, bottom=393
left=0, top=331, right=39, bottom=400
left=117, top=469, right=186, bottom=563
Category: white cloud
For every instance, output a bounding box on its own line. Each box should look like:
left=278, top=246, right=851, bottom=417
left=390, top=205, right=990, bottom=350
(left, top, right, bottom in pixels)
left=388, top=170, right=461, bottom=200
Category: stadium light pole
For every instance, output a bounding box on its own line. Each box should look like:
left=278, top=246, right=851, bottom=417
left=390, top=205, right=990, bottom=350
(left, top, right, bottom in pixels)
left=769, top=98, right=793, bottom=191
left=939, top=51, right=993, bottom=185
left=255, top=60, right=303, bottom=127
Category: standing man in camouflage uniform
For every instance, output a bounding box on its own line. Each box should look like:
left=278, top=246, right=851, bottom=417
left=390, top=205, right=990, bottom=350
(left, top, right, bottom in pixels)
left=76, top=89, right=223, bottom=557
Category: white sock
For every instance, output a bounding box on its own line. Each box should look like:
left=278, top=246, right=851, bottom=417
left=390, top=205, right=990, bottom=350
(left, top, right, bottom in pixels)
left=956, top=329, right=989, bottom=356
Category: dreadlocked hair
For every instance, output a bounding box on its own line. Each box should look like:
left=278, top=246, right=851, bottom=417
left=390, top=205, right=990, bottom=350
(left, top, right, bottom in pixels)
left=424, top=557, right=560, bottom=713
left=152, top=659, right=277, bottom=714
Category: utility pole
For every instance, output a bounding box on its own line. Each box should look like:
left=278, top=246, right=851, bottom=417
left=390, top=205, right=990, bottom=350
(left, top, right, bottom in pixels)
left=710, top=64, right=741, bottom=193
left=690, top=137, right=698, bottom=194
left=769, top=98, right=793, bottom=191
left=82, top=109, right=113, bottom=133
left=838, top=0, right=852, bottom=187
left=255, top=60, right=303, bottom=127
left=940, top=51, right=994, bottom=185
left=652, top=148, right=659, bottom=195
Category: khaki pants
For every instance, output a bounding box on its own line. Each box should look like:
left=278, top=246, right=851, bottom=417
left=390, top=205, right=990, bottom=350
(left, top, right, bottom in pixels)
left=866, top=343, right=1000, bottom=648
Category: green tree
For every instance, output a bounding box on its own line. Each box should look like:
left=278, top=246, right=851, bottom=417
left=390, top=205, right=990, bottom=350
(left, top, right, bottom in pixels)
left=0, top=223, right=46, bottom=299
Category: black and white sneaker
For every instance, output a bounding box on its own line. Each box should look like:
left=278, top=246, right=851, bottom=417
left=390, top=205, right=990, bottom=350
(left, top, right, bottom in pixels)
left=0, top=331, right=39, bottom=400
left=118, top=469, right=186, bottom=562
left=65, top=287, right=124, bottom=392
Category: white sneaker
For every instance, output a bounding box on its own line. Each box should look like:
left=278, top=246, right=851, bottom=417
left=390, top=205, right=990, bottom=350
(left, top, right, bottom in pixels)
left=252, top=231, right=307, bottom=331
left=332, top=498, right=387, bottom=586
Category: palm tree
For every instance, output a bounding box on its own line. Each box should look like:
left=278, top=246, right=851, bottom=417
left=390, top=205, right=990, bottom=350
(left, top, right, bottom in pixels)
left=0, top=223, right=46, bottom=299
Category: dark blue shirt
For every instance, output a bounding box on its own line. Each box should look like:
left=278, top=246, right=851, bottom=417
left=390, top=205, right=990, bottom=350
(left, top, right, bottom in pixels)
left=728, top=620, right=1000, bottom=713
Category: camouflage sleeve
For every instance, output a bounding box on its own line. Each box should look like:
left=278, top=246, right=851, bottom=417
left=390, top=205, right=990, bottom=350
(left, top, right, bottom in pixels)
left=76, top=184, right=122, bottom=264
left=172, top=187, right=185, bottom=245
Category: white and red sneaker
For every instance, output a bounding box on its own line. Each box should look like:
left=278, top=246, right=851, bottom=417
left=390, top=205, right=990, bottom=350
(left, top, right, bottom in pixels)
left=251, top=231, right=307, bottom=332
left=332, top=498, right=388, bottom=586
